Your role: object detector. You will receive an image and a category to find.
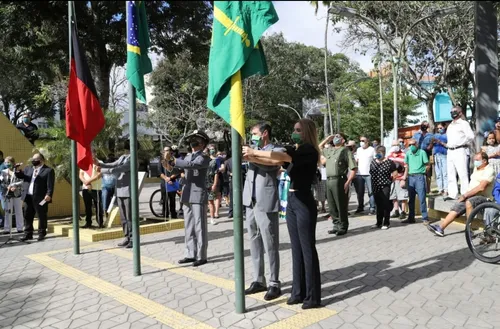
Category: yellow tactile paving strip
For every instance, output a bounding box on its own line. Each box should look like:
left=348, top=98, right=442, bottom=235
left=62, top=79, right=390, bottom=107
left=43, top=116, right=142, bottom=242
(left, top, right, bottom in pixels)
left=26, top=253, right=215, bottom=329
left=106, top=249, right=337, bottom=328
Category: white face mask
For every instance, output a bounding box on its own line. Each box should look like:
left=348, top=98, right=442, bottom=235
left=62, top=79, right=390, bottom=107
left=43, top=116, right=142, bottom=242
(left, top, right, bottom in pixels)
left=360, top=142, right=366, bottom=148
left=389, top=146, right=400, bottom=153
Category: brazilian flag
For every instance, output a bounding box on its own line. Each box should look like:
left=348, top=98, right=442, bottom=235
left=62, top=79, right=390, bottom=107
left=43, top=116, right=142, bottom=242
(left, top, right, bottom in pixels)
left=126, top=1, right=152, bottom=103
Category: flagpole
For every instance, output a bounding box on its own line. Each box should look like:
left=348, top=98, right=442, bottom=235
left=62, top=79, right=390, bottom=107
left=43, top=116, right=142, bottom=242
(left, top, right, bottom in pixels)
left=68, top=0, right=80, bottom=255
left=230, top=70, right=245, bottom=314
left=127, top=6, right=141, bottom=277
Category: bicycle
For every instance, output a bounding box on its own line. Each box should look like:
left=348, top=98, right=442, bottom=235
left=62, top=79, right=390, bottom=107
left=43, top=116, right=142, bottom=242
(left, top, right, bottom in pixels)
left=149, top=188, right=182, bottom=219
left=465, top=202, right=500, bottom=264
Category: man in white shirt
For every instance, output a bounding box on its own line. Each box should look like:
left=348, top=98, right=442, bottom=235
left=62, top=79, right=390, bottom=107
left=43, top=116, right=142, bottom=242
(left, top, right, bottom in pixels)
left=354, top=136, right=376, bottom=214
left=445, top=106, right=474, bottom=199
left=429, top=152, right=495, bottom=237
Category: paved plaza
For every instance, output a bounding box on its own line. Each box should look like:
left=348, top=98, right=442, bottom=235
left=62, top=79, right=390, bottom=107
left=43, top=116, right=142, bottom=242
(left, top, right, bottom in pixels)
left=0, top=191, right=499, bottom=329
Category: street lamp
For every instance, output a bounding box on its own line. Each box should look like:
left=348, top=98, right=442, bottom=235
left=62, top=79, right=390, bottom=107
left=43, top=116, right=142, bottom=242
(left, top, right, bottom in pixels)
left=278, top=103, right=325, bottom=120
left=329, top=5, right=459, bottom=139
left=336, top=77, right=370, bottom=131
left=277, top=103, right=302, bottom=120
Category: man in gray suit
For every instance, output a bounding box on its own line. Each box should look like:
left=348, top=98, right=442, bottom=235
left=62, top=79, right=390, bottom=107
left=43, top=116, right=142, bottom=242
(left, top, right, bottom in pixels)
left=99, top=141, right=134, bottom=248
left=171, top=130, right=211, bottom=267
left=243, top=123, right=284, bottom=301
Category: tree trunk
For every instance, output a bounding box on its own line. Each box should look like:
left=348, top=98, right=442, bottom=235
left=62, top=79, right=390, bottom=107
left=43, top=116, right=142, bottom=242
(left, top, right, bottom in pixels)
left=1, top=98, right=9, bottom=120
left=426, top=92, right=437, bottom=132
left=97, top=62, right=112, bottom=110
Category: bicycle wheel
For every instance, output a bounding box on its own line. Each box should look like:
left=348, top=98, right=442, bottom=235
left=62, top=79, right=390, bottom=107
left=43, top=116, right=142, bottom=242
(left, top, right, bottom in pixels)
left=465, top=202, right=500, bottom=264
left=149, top=189, right=165, bottom=218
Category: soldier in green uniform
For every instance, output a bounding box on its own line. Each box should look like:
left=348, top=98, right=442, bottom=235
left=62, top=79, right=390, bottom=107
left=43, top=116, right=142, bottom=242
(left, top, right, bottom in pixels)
left=319, top=133, right=358, bottom=236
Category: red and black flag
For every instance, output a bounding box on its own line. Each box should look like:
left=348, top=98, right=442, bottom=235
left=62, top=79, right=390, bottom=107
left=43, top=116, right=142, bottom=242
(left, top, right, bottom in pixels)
left=65, top=20, right=105, bottom=176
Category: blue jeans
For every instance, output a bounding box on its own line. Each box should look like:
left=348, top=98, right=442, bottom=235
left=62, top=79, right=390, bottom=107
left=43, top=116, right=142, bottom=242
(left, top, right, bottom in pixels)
left=354, top=175, right=376, bottom=211
left=408, top=174, right=428, bottom=220
left=434, top=153, right=448, bottom=192
left=101, top=186, right=115, bottom=213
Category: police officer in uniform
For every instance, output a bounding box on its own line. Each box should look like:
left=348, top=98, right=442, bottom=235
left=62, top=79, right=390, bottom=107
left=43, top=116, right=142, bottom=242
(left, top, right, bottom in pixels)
left=319, top=133, right=357, bottom=236
left=171, top=130, right=211, bottom=267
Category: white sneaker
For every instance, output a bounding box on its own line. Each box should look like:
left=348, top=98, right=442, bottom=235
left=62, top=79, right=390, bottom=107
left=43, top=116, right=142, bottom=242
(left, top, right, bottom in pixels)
left=210, top=218, right=217, bottom=225
left=381, top=225, right=389, bottom=230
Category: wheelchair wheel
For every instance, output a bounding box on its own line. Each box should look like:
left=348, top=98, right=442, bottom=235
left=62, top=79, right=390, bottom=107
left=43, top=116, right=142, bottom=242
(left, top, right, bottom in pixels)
left=149, top=189, right=165, bottom=218
left=465, top=202, right=500, bottom=264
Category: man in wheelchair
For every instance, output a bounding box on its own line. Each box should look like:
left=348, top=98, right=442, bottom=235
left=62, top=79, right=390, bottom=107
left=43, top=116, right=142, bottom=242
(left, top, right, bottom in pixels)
left=428, top=152, right=496, bottom=237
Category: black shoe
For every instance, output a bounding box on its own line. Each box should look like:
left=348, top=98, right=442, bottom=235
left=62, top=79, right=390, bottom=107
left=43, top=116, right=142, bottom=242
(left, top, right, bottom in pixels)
left=171, top=213, right=177, bottom=219
left=98, top=224, right=105, bottom=229
left=286, top=297, right=304, bottom=305
left=327, top=229, right=338, bottom=235
left=369, top=211, right=376, bottom=215
left=117, top=239, right=130, bottom=247
left=245, top=282, right=267, bottom=295
left=302, top=303, right=323, bottom=310
left=193, top=259, right=207, bottom=267
left=399, top=212, right=407, bottom=220
left=401, top=219, right=415, bottom=224
left=264, top=287, right=282, bottom=301
left=126, top=242, right=133, bottom=249
left=16, top=230, right=23, bottom=234
left=1, top=231, right=9, bottom=235
left=335, top=230, right=347, bottom=236
left=80, top=224, right=91, bottom=229
left=20, top=234, right=33, bottom=241
left=178, top=258, right=196, bottom=264
left=37, top=235, right=46, bottom=241
left=355, top=209, right=364, bottom=214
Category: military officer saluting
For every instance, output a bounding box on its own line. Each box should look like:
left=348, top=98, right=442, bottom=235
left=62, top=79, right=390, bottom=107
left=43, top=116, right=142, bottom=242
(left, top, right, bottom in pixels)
left=171, top=130, right=211, bottom=267
left=319, top=133, right=357, bottom=236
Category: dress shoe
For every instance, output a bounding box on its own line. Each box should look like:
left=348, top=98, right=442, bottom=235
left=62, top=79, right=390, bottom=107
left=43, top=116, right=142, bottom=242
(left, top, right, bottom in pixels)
left=245, top=282, right=267, bottom=295
left=302, top=303, right=323, bottom=310
left=264, top=287, right=282, bottom=301
left=126, top=242, right=133, bottom=249
left=20, top=234, right=33, bottom=241
left=17, top=230, right=24, bottom=234
left=193, top=259, right=207, bottom=267
left=286, top=297, right=303, bottom=305
left=178, top=258, right=196, bottom=264
left=37, top=235, right=46, bottom=241
left=327, top=229, right=338, bottom=235
left=1, top=231, right=9, bottom=235
left=80, top=224, right=91, bottom=229
left=117, top=239, right=130, bottom=247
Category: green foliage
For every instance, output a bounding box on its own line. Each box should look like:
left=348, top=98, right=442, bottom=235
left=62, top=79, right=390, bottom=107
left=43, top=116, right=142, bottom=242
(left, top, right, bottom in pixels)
left=0, top=1, right=213, bottom=118
left=337, top=78, right=420, bottom=140
left=37, top=111, right=123, bottom=181
left=149, top=51, right=228, bottom=146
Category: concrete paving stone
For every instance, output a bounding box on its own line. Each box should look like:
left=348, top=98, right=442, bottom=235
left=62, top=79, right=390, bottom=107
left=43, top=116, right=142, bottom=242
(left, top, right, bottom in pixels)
left=337, top=306, right=363, bottom=323
left=336, top=324, right=357, bottom=329
left=464, top=316, right=495, bottom=329
left=421, top=300, right=447, bottom=317
left=50, top=319, right=73, bottom=329
left=425, top=316, right=456, bottom=329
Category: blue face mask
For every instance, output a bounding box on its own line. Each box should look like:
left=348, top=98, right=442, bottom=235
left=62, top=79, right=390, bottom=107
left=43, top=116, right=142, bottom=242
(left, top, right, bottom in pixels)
left=333, top=137, right=342, bottom=145
left=23, top=117, right=30, bottom=124
left=474, top=160, right=483, bottom=168
left=375, top=153, right=383, bottom=160
left=438, top=129, right=445, bottom=134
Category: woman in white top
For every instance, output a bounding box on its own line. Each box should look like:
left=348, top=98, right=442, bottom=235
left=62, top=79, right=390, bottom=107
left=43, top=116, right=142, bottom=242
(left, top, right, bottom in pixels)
left=0, top=157, right=24, bottom=234
left=79, top=155, right=103, bottom=228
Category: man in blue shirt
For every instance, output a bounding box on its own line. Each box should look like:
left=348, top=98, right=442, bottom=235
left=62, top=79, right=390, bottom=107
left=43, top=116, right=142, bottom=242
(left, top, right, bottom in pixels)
left=429, top=122, right=448, bottom=196
left=413, top=121, right=434, bottom=192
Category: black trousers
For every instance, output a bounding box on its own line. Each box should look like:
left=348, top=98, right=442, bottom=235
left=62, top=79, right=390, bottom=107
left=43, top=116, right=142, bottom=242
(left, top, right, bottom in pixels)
left=286, top=191, right=321, bottom=306
left=160, top=185, right=177, bottom=218
left=82, top=189, right=104, bottom=226
left=228, top=179, right=233, bottom=217
left=24, top=195, right=48, bottom=236
left=374, top=185, right=392, bottom=227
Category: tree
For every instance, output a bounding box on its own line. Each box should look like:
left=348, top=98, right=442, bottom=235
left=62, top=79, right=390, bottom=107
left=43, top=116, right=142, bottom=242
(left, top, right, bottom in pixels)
left=0, top=1, right=213, bottom=112
left=314, top=1, right=477, bottom=130
left=37, top=110, right=123, bottom=181
left=337, top=78, right=420, bottom=140
left=148, top=51, right=226, bottom=146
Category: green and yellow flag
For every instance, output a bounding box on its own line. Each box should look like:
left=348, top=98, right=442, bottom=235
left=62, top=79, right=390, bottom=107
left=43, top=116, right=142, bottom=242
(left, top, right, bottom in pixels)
left=126, top=1, right=152, bottom=103
left=207, top=1, right=279, bottom=137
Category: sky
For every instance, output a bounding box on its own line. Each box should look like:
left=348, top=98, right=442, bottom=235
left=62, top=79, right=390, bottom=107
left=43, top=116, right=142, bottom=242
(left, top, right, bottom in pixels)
left=266, top=1, right=375, bottom=73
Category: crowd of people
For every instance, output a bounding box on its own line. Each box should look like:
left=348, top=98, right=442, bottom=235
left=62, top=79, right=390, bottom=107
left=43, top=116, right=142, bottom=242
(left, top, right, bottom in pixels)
left=2, top=104, right=500, bottom=308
